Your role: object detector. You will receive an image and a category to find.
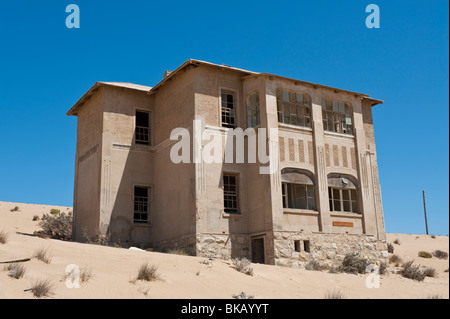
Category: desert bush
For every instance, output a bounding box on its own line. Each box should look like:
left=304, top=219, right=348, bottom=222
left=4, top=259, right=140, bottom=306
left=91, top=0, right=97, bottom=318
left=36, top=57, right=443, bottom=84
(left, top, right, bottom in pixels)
left=10, top=206, right=19, bottom=212
left=49, top=209, right=61, bottom=215
left=305, top=260, right=326, bottom=271
left=431, top=235, right=436, bottom=239
left=80, top=268, right=93, bottom=283
left=400, top=261, right=426, bottom=281
left=393, top=239, right=400, bottom=245
left=432, top=250, right=448, bottom=260
left=338, top=253, right=368, bottom=275
left=0, top=230, right=7, bottom=244
left=37, top=212, right=72, bottom=241
left=328, top=267, right=339, bottom=274
left=137, top=263, right=160, bottom=282
left=32, top=215, right=39, bottom=221
left=4, top=263, right=26, bottom=279
left=33, top=247, right=52, bottom=264
left=379, top=263, right=387, bottom=275
left=324, top=289, right=346, bottom=299
left=423, top=267, right=437, bottom=278
left=418, top=251, right=432, bottom=259
left=389, top=254, right=402, bottom=265
left=29, top=278, right=53, bottom=298
left=387, top=243, right=394, bottom=253
left=232, top=258, right=254, bottom=276
left=232, top=292, right=255, bottom=299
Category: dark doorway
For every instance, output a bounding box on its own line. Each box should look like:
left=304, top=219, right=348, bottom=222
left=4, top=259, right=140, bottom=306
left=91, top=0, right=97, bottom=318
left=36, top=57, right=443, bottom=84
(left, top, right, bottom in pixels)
left=251, top=237, right=265, bottom=264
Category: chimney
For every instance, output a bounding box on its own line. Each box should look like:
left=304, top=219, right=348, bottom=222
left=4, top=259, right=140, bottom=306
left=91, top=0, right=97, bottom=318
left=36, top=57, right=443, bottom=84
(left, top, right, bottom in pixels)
left=163, top=70, right=172, bottom=78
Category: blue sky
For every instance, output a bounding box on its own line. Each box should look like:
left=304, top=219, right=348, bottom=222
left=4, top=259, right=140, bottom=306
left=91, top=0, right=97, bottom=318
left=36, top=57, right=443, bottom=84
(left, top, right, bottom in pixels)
left=0, top=0, right=448, bottom=235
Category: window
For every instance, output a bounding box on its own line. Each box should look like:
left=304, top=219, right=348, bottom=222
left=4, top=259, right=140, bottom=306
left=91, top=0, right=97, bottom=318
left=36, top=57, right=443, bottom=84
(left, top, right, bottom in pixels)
left=135, top=111, right=150, bottom=145
left=281, top=169, right=316, bottom=210
left=223, top=173, right=239, bottom=214
left=221, top=91, right=236, bottom=128
left=322, top=99, right=353, bottom=135
left=327, top=174, right=359, bottom=213
left=294, top=240, right=301, bottom=252
left=276, top=89, right=311, bottom=128
left=303, top=240, right=310, bottom=253
left=247, top=92, right=260, bottom=128
left=134, top=186, right=149, bottom=223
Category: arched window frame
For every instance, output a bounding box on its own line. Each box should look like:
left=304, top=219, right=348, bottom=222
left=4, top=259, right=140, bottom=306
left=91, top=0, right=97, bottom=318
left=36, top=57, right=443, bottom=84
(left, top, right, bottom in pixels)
left=281, top=169, right=316, bottom=211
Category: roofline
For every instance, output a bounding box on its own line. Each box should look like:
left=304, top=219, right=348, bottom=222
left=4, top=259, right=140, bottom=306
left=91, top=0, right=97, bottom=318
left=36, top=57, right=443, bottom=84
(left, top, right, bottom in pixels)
left=148, top=59, right=258, bottom=95
left=66, top=82, right=152, bottom=116
left=149, top=59, right=382, bottom=106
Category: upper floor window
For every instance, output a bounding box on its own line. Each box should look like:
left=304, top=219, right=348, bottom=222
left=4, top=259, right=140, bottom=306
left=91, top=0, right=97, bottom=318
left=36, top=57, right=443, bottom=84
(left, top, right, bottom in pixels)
left=281, top=169, right=316, bottom=211
left=322, top=99, right=353, bottom=135
left=246, top=92, right=260, bottom=128
left=327, top=174, right=359, bottom=214
left=221, top=91, right=236, bottom=128
left=276, top=89, right=312, bottom=128
left=223, top=173, right=239, bottom=214
left=135, top=111, right=150, bottom=145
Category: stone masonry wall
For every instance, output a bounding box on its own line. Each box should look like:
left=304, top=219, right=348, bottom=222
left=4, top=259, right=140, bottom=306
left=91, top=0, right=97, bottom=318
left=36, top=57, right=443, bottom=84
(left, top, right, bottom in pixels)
left=196, top=233, right=250, bottom=260
left=273, top=231, right=388, bottom=268
left=153, top=233, right=197, bottom=255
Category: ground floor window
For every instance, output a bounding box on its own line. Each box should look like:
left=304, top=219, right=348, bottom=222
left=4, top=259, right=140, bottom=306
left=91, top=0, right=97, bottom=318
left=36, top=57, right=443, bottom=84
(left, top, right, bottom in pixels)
left=223, top=173, right=239, bottom=214
left=134, top=186, right=149, bottom=223
left=282, top=183, right=316, bottom=210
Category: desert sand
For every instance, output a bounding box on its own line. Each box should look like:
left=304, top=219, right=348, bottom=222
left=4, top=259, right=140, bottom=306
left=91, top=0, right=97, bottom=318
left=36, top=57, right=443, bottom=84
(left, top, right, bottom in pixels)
left=0, top=201, right=448, bottom=299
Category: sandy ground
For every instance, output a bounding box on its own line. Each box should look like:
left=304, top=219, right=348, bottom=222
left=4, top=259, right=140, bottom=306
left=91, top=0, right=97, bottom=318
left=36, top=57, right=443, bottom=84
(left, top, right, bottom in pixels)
left=0, top=201, right=448, bottom=299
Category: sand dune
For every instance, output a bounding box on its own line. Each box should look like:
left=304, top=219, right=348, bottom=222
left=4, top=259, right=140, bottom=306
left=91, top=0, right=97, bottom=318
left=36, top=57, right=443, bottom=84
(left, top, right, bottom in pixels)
left=0, top=201, right=448, bottom=299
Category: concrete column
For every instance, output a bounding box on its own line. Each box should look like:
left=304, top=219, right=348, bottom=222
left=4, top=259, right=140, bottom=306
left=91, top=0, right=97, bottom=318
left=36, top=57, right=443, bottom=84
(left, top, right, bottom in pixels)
left=353, top=100, right=377, bottom=236
left=311, top=95, right=332, bottom=233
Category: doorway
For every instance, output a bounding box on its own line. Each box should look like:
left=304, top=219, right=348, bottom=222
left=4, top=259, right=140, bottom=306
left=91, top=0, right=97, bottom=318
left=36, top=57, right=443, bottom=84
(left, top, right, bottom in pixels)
left=251, top=237, right=265, bottom=264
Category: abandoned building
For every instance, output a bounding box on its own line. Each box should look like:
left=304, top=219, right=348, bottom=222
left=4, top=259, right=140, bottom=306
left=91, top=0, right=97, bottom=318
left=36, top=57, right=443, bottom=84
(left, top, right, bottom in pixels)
left=67, top=59, right=388, bottom=267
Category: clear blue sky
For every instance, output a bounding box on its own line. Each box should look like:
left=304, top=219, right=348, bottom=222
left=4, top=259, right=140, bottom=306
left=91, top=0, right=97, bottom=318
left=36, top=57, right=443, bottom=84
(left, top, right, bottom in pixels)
left=0, top=0, right=448, bottom=235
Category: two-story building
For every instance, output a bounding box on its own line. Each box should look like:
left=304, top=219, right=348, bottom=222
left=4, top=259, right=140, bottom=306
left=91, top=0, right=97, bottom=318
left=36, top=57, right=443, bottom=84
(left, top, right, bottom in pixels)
left=67, top=59, right=387, bottom=267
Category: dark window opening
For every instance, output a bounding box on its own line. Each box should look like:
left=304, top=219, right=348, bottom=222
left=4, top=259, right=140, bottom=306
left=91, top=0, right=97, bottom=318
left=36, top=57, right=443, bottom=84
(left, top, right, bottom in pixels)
left=221, top=91, right=236, bottom=128
left=223, top=174, right=239, bottom=214
left=134, top=186, right=149, bottom=223
left=135, top=111, right=150, bottom=145
left=303, top=240, right=310, bottom=253
left=282, top=183, right=316, bottom=210
left=294, top=240, right=301, bottom=252
left=328, top=187, right=358, bottom=214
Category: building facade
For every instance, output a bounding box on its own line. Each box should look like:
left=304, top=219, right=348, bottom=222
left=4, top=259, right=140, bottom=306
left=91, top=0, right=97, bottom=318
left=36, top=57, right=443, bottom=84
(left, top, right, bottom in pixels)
left=67, top=59, right=388, bottom=267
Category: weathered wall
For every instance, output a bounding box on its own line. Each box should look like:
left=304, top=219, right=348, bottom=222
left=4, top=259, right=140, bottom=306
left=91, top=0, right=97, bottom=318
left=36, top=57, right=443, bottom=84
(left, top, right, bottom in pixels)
left=73, top=88, right=104, bottom=240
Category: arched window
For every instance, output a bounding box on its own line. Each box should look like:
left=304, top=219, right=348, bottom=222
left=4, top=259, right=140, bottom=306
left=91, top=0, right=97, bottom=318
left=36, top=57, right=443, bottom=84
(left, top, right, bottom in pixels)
left=246, top=92, right=260, bottom=128
left=277, top=89, right=312, bottom=128
left=281, top=169, right=316, bottom=210
left=322, top=99, right=353, bottom=135
left=327, top=174, right=359, bottom=213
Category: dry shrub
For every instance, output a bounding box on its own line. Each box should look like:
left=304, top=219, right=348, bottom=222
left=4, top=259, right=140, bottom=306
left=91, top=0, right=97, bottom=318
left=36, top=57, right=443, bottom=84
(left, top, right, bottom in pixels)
left=37, top=212, right=72, bottom=241
left=0, top=230, right=7, bottom=244
left=389, top=254, right=402, bottom=265
left=4, top=263, right=26, bottom=279
left=432, top=250, right=448, bottom=260
left=137, top=263, right=160, bottom=282
left=418, top=251, right=432, bottom=259
left=32, top=215, right=39, bottom=221
left=33, top=247, right=52, bottom=264
left=167, top=248, right=189, bottom=256
left=10, top=206, right=19, bottom=212
left=338, top=253, right=368, bottom=274
left=232, top=292, right=255, bottom=299
left=423, top=267, right=437, bottom=278
left=400, top=261, right=426, bottom=281
left=393, top=239, right=400, bottom=245
left=387, top=243, right=394, bottom=253
left=232, top=258, right=254, bottom=276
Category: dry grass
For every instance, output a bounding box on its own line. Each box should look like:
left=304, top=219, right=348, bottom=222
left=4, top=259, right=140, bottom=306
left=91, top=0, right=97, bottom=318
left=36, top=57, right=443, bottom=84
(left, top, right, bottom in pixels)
left=33, top=247, right=52, bottom=264
left=432, top=250, right=449, bottom=260
left=423, top=267, right=437, bottom=278
left=136, top=263, right=160, bottom=282
left=393, top=239, right=401, bottom=245
left=29, top=278, right=53, bottom=298
left=4, top=263, right=26, bottom=279
left=389, top=254, right=403, bottom=265
left=338, top=253, right=368, bottom=274
left=324, top=289, right=346, bottom=299
left=0, top=230, right=7, bottom=244
left=167, top=248, right=189, bottom=256
left=418, top=251, right=433, bottom=259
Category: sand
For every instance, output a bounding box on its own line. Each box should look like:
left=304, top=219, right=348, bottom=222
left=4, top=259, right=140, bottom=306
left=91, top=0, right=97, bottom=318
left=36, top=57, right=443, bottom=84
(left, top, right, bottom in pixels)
left=0, top=201, right=448, bottom=299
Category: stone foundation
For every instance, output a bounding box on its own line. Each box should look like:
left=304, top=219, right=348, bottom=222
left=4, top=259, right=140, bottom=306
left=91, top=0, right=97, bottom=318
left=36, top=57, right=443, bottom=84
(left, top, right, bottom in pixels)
left=196, top=233, right=250, bottom=260
left=273, top=231, right=388, bottom=268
